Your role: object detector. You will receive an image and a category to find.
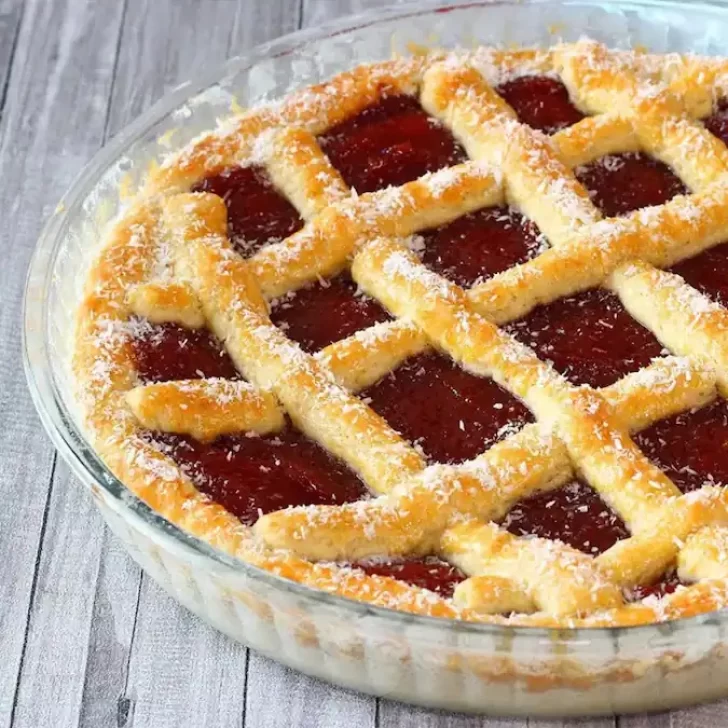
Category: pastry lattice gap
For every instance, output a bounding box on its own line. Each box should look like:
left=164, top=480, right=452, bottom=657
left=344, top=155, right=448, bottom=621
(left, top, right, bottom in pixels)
left=126, top=43, right=728, bottom=619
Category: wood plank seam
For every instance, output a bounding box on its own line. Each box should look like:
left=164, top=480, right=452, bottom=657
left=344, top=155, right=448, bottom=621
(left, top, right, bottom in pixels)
left=115, top=573, right=143, bottom=728
left=0, top=0, right=25, bottom=128
left=101, top=0, right=129, bottom=141
left=7, top=455, right=57, bottom=728
left=7, top=2, right=131, bottom=725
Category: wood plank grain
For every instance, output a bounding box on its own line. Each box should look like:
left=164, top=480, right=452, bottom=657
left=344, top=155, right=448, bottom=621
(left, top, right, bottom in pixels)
left=106, top=0, right=299, bottom=138
left=0, top=0, right=125, bottom=726
left=244, top=659, right=376, bottom=728
left=529, top=719, right=615, bottom=727
left=76, top=532, right=144, bottom=728
left=302, top=0, right=410, bottom=27
left=620, top=699, right=728, bottom=728
left=0, top=0, right=24, bottom=125
left=10, top=465, right=112, bottom=728
left=379, top=701, right=526, bottom=727
left=379, top=702, right=619, bottom=726
left=121, top=578, right=249, bottom=728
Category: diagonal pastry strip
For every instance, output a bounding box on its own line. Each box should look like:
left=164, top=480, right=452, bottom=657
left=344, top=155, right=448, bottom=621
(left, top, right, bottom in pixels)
left=163, top=192, right=426, bottom=495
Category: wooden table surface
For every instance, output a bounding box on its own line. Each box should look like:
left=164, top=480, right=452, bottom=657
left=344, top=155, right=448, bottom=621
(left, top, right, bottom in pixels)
left=3, top=0, right=728, bottom=725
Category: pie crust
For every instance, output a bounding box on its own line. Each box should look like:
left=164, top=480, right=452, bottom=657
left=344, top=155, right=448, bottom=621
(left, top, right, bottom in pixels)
left=75, top=39, right=728, bottom=627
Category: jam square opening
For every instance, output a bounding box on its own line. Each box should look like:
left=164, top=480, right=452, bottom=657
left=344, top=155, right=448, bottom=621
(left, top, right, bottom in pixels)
left=504, top=288, right=666, bottom=388
left=703, top=99, right=728, bottom=147
left=269, top=273, right=391, bottom=353
left=634, top=397, right=728, bottom=494
left=318, top=94, right=467, bottom=194
left=419, top=205, right=546, bottom=289
left=350, top=556, right=466, bottom=598
left=501, top=479, right=629, bottom=555
left=668, top=241, right=728, bottom=307
left=495, top=75, right=585, bottom=134
left=150, top=424, right=370, bottom=527
left=575, top=152, right=688, bottom=218
left=360, top=351, right=533, bottom=465
left=131, top=320, right=240, bottom=383
left=192, top=165, right=304, bottom=257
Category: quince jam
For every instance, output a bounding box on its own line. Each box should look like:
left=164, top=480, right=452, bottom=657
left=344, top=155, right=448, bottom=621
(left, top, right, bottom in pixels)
left=504, top=288, right=666, bottom=389
left=318, top=94, right=466, bottom=193
left=129, top=79, right=709, bottom=602
left=361, top=352, right=533, bottom=465
left=269, top=273, right=390, bottom=352
left=192, top=165, right=304, bottom=257
left=575, top=152, right=687, bottom=218
left=495, top=76, right=585, bottom=134
left=419, top=205, right=544, bottom=288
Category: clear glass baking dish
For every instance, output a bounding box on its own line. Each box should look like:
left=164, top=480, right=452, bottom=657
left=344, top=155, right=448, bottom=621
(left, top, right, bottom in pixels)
left=22, top=0, right=728, bottom=716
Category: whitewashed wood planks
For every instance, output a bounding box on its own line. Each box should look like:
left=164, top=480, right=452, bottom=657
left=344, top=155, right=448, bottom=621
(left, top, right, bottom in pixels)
left=1, top=0, right=727, bottom=725
left=244, top=659, right=376, bottom=728
left=0, top=1, right=123, bottom=726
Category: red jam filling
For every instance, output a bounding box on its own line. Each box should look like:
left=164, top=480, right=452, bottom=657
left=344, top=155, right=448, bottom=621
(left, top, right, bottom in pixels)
left=668, top=241, right=728, bottom=306
left=191, top=165, right=303, bottom=257
left=505, top=288, right=665, bottom=388
left=634, top=398, right=728, bottom=493
left=131, top=321, right=239, bottom=383
left=575, top=152, right=688, bottom=218
left=151, top=428, right=369, bottom=527
left=361, top=352, right=533, bottom=465
left=495, top=76, right=585, bottom=134
left=318, top=94, right=467, bottom=193
left=130, top=83, right=712, bottom=601
left=501, top=479, right=629, bottom=555
left=352, top=556, right=466, bottom=598
left=419, top=205, right=544, bottom=288
left=627, top=570, right=683, bottom=602
left=703, top=99, right=728, bottom=146
left=269, top=273, right=390, bottom=352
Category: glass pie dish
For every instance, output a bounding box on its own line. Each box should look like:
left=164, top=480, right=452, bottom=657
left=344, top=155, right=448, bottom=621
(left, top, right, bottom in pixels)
left=23, top=0, right=728, bottom=716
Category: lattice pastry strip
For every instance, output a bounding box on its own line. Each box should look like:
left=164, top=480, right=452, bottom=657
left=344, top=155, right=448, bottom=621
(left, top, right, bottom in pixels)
left=595, top=486, right=728, bottom=587
left=157, top=38, right=728, bottom=386
left=168, top=64, right=724, bottom=608
left=132, top=195, right=636, bottom=617
left=260, top=235, right=722, bottom=613
left=126, top=378, right=284, bottom=441
left=441, top=520, right=623, bottom=617
left=611, top=257, right=728, bottom=394
left=341, top=44, right=728, bottom=414
left=76, top=41, right=728, bottom=625
left=249, top=160, right=503, bottom=299
left=127, top=281, right=204, bottom=329
left=236, top=35, right=728, bottom=603
left=188, top=57, right=724, bottom=604
left=258, top=422, right=574, bottom=560
left=145, top=57, right=427, bottom=194
left=258, top=42, right=728, bottom=396
left=420, top=60, right=600, bottom=241
left=163, top=193, right=426, bottom=494
left=405, top=48, right=728, bottom=599
left=555, top=41, right=728, bottom=190
left=350, top=240, right=727, bottom=590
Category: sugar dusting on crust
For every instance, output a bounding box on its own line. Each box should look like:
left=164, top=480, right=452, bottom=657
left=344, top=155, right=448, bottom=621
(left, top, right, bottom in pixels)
left=73, top=41, right=728, bottom=627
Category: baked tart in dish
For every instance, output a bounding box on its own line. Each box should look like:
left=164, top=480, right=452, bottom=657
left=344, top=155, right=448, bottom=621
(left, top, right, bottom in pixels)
left=75, top=38, right=728, bottom=628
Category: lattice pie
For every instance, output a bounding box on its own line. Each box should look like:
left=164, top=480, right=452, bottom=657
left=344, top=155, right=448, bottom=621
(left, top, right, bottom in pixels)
left=76, top=40, right=728, bottom=627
